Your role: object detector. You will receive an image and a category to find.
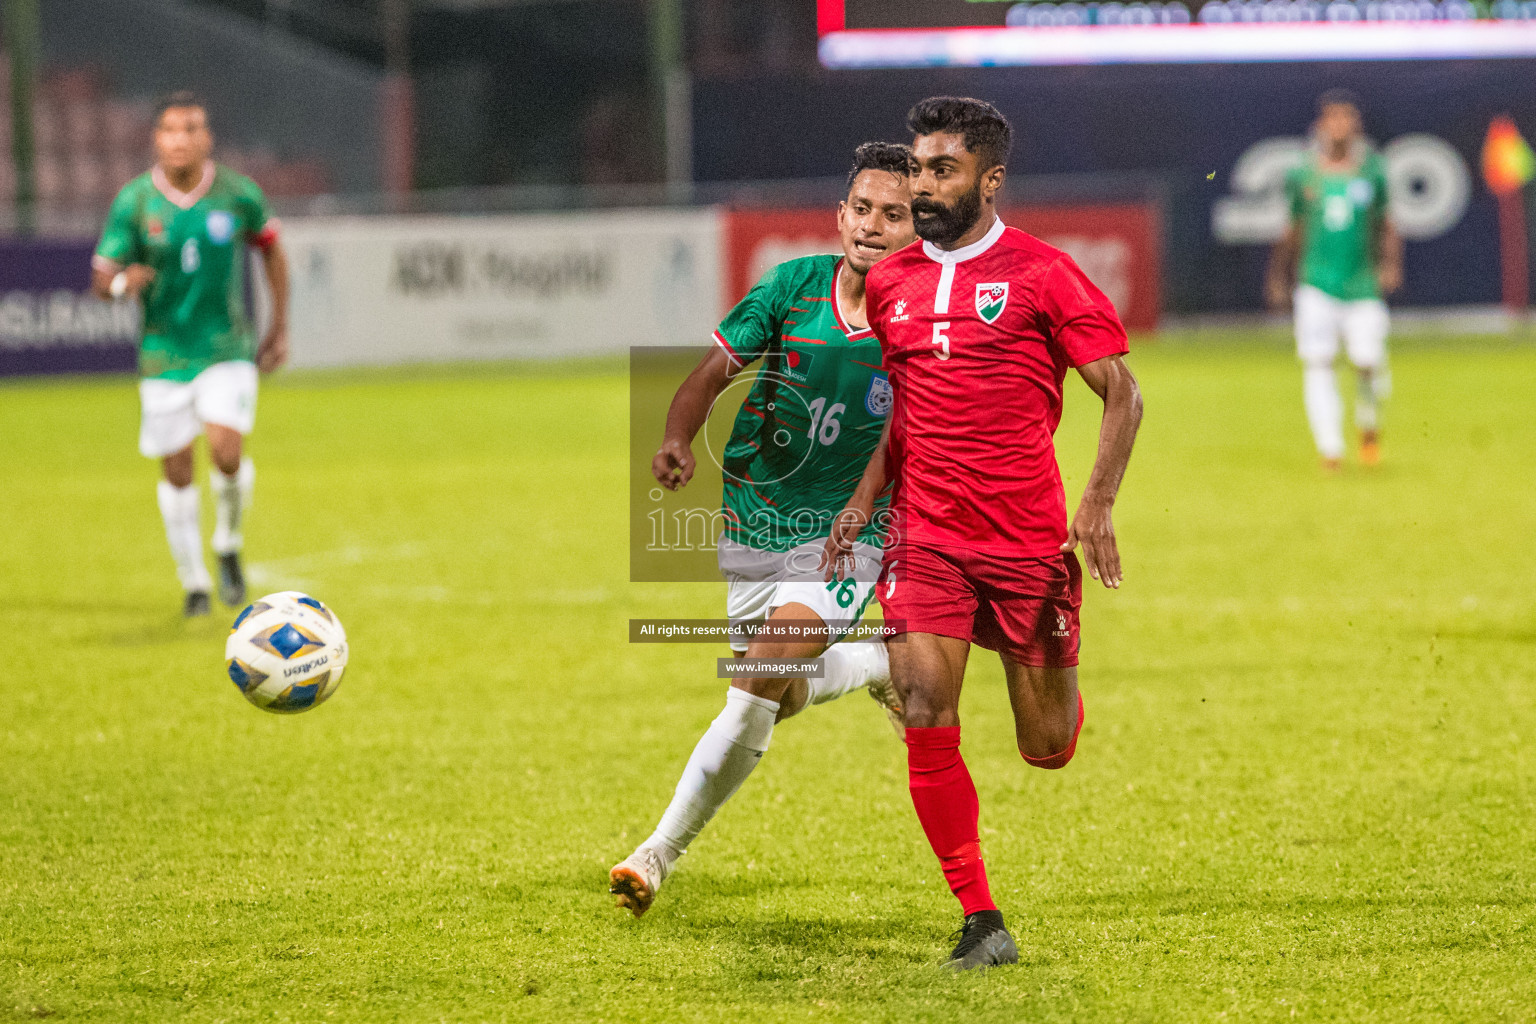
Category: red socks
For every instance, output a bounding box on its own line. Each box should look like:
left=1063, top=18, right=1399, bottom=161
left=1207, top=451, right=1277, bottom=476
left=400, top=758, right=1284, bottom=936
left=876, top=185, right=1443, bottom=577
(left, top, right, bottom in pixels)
left=1022, top=691, right=1085, bottom=770
left=907, top=697, right=1083, bottom=914
left=905, top=726, right=996, bottom=916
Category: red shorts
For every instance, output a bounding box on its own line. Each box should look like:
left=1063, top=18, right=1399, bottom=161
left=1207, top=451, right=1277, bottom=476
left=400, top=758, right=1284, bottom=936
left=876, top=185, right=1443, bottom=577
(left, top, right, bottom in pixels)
left=877, top=542, right=1083, bottom=667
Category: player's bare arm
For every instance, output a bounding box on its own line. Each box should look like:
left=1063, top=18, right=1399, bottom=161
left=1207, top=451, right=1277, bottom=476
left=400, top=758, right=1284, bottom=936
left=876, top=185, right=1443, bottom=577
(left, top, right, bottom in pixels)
left=1376, top=217, right=1404, bottom=295
left=90, top=263, right=155, bottom=301
left=821, top=419, right=890, bottom=581
left=1061, top=353, right=1142, bottom=589
left=256, top=239, right=291, bottom=374
left=651, top=346, right=735, bottom=490
left=1266, top=221, right=1299, bottom=310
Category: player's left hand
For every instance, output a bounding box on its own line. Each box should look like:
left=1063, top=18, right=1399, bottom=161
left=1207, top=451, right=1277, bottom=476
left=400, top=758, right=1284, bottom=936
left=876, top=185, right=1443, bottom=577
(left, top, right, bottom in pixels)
left=1063, top=494, right=1122, bottom=589
left=1377, top=263, right=1403, bottom=295
left=257, top=325, right=289, bottom=374
left=1264, top=275, right=1290, bottom=311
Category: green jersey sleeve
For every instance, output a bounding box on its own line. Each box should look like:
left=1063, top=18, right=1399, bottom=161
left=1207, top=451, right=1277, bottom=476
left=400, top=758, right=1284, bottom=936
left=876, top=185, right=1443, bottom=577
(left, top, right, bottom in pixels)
left=1285, top=164, right=1308, bottom=223
left=95, top=184, right=142, bottom=268
left=713, top=263, right=791, bottom=368
left=235, top=175, right=277, bottom=244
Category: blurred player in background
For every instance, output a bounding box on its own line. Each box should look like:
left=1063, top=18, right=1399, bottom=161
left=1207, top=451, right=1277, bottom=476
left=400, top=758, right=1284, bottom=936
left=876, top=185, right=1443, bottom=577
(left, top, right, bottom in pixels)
left=825, top=97, right=1142, bottom=971
left=1266, top=89, right=1402, bottom=471
left=609, top=143, right=916, bottom=918
left=92, top=92, right=289, bottom=617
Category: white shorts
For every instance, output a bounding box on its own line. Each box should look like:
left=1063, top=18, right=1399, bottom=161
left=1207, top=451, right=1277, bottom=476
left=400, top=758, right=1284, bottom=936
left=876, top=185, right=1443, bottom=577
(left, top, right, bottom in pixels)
left=721, top=538, right=881, bottom=653
left=138, top=360, right=258, bottom=458
left=1294, top=285, right=1389, bottom=369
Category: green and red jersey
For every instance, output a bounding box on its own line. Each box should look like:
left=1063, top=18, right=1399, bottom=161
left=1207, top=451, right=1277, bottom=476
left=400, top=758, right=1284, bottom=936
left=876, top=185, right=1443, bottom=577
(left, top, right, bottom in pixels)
left=94, top=161, right=277, bottom=381
left=714, top=254, right=891, bottom=552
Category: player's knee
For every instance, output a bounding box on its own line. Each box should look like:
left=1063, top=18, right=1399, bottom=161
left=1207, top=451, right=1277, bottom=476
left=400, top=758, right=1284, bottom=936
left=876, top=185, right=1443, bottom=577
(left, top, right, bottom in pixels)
left=772, top=679, right=808, bottom=721
left=162, top=449, right=194, bottom=488
left=209, top=442, right=242, bottom=476
left=901, top=689, right=958, bottom=730
left=728, top=673, right=792, bottom=708
left=1017, top=723, right=1074, bottom=765
left=1021, top=738, right=1077, bottom=770
left=1019, top=695, right=1084, bottom=770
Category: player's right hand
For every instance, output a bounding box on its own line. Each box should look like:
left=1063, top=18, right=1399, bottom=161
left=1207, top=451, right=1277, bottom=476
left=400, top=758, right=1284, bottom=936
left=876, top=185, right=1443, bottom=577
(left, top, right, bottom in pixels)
left=123, top=264, right=156, bottom=295
left=652, top=439, right=695, bottom=491
left=819, top=501, right=871, bottom=582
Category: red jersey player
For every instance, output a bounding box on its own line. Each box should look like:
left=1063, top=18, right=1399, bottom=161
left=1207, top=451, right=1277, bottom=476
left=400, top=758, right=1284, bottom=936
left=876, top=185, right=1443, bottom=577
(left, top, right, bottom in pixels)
left=823, top=97, right=1143, bottom=971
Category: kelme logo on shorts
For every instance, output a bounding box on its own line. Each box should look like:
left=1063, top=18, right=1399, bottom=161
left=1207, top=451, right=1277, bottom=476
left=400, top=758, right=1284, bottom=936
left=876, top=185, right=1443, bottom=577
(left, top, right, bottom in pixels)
left=976, top=283, right=1009, bottom=324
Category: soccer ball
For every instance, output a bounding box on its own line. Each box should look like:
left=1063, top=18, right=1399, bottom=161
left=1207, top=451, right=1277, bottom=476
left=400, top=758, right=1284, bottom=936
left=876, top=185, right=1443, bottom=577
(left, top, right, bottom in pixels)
left=225, top=591, right=349, bottom=714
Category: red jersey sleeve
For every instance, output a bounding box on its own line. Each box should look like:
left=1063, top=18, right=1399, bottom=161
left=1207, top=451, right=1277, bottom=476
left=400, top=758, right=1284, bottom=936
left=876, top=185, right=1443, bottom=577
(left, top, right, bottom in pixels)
left=1036, top=255, right=1129, bottom=368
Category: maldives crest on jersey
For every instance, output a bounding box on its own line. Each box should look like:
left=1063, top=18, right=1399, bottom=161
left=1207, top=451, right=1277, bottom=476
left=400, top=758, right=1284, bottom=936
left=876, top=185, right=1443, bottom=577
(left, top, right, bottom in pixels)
left=975, top=282, right=1009, bottom=324
left=865, top=373, right=893, bottom=417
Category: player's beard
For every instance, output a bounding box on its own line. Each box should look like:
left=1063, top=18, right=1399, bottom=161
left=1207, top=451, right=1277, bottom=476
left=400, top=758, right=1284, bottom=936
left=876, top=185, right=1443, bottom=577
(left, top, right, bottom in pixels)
left=911, top=179, right=984, bottom=248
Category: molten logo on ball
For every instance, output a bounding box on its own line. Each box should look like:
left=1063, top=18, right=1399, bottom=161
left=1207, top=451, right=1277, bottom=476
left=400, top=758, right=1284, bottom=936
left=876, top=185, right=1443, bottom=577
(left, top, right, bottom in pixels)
left=225, top=592, right=350, bottom=714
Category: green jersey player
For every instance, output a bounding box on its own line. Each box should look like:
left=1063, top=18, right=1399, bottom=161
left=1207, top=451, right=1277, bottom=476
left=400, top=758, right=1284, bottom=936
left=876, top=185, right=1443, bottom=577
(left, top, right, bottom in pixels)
left=91, top=92, right=289, bottom=616
left=1266, top=89, right=1402, bottom=471
left=610, top=143, right=916, bottom=917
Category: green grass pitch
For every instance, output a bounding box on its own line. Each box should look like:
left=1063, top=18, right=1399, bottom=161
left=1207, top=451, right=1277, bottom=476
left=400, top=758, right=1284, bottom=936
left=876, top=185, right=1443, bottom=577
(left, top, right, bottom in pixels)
left=2, top=332, right=1533, bottom=1023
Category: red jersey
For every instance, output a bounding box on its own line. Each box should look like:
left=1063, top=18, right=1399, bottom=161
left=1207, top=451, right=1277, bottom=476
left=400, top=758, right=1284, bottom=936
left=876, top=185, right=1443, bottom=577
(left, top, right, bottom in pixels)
left=865, top=218, right=1129, bottom=558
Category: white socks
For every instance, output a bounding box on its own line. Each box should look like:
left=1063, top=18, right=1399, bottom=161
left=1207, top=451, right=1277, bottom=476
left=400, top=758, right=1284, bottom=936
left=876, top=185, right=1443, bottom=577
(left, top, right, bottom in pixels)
left=156, top=481, right=213, bottom=593
left=1305, top=363, right=1392, bottom=456
left=211, top=458, right=254, bottom=555
left=157, top=457, right=252, bottom=593
left=641, top=643, right=892, bottom=866
left=646, top=688, right=779, bottom=862
left=807, top=640, right=889, bottom=705
left=1303, top=363, right=1345, bottom=459
left=1355, top=367, right=1390, bottom=432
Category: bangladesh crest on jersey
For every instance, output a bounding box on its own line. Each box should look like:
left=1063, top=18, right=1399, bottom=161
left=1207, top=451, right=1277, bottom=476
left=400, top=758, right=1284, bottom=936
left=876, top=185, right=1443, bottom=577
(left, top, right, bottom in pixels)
left=206, top=210, right=235, bottom=244
left=865, top=373, right=893, bottom=416
left=976, top=282, right=1008, bottom=324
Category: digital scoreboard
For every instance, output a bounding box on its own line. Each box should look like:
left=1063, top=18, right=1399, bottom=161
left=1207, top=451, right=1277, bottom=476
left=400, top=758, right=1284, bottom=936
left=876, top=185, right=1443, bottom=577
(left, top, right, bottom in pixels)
left=817, top=0, right=1536, bottom=66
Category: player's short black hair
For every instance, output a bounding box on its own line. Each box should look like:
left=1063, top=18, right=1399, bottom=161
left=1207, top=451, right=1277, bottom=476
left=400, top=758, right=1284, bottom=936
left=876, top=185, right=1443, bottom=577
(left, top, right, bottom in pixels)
left=907, top=96, right=1012, bottom=171
left=1317, top=88, right=1361, bottom=114
left=154, top=90, right=209, bottom=124
left=846, top=141, right=913, bottom=190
